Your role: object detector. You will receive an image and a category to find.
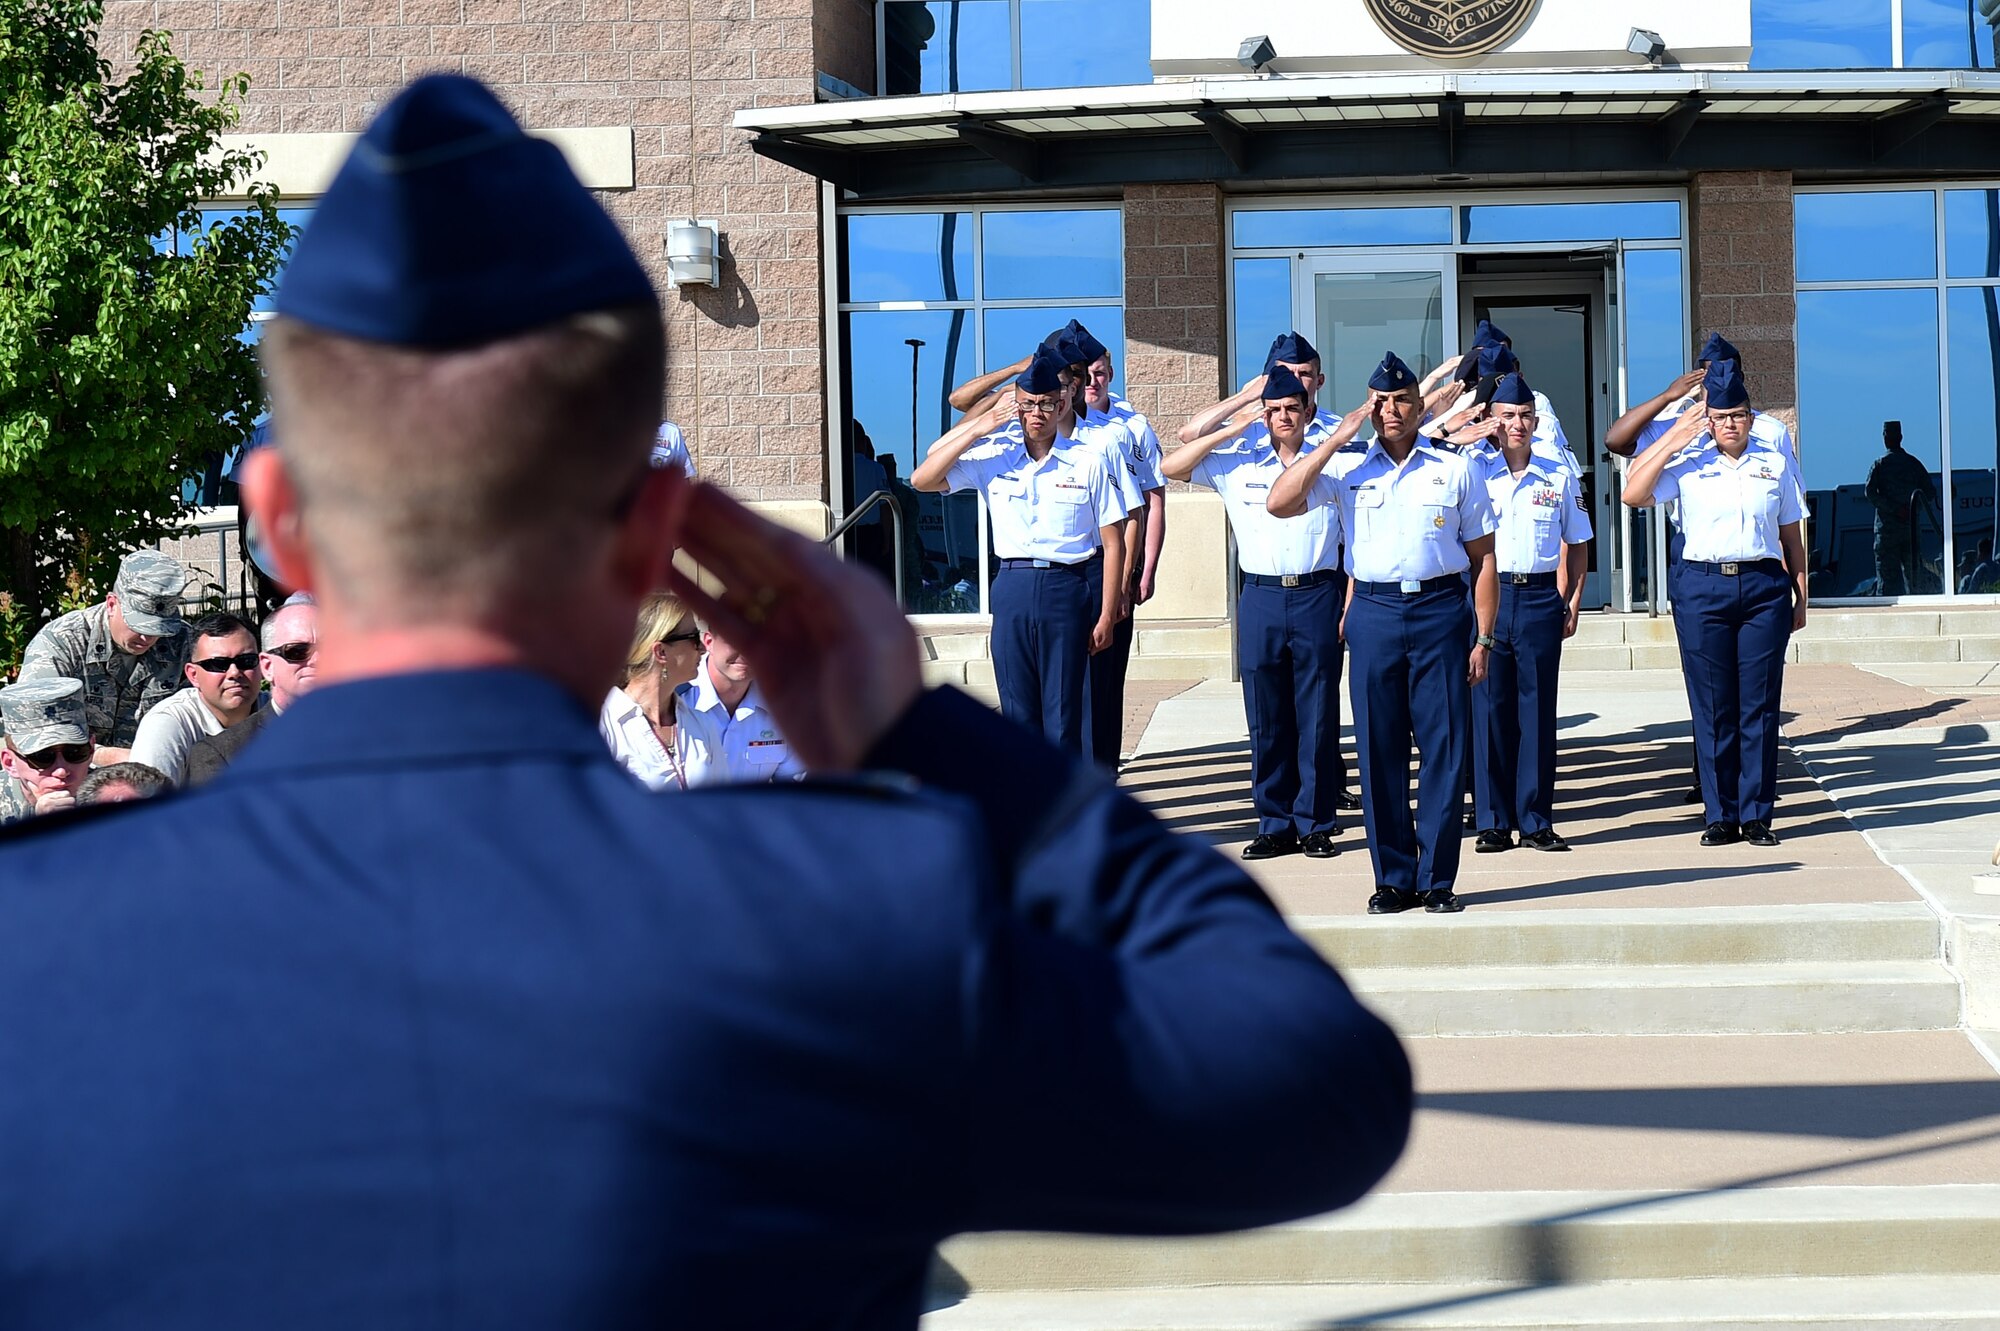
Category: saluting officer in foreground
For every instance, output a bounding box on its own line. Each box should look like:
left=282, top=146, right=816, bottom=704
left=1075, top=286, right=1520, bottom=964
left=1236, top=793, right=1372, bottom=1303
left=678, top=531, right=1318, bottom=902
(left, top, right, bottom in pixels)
left=1623, top=359, right=1807, bottom=848
left=1166, top=365, right=1369, bottom=861
left=1268, top=352, right=1498, bottom=916
left=1470, top=374, right=1592, bottom=855
left=913, top=347, right=1131, bottom=755
left=0, top=76, right=1410, bottom=1330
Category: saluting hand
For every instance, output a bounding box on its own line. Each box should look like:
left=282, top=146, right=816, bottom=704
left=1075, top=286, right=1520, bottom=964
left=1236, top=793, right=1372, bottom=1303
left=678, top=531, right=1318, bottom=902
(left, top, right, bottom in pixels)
left=661, top=478, right=921, bottom=775
left=1670, top=367, right=1705, bottom=399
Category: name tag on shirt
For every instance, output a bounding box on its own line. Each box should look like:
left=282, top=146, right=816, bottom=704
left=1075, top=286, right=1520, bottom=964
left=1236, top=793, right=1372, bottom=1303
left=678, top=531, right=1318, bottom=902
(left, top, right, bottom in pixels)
left=1050, top=480, right=1089, bottom=504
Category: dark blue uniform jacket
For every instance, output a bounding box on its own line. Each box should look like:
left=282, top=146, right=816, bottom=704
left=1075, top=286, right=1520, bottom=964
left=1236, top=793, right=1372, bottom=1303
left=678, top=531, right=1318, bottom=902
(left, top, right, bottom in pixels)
left=0, top=669, right=1410, bottom=1329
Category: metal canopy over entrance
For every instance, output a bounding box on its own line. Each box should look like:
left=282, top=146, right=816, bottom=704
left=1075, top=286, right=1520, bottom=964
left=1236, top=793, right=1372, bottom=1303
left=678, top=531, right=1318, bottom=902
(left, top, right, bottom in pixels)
left=738, top=71, right=2000, bottom=200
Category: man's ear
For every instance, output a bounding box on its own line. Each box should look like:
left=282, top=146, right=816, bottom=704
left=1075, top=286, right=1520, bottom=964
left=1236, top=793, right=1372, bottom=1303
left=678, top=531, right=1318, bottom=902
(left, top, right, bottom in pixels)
left=610, top=467, right=684, bottom=600
left=239, top=448, right=314, bottom=594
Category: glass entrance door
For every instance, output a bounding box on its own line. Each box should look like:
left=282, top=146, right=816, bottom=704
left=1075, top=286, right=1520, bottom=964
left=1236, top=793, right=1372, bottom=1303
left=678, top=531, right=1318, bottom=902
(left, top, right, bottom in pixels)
left=1297, top=257, right=1455, bottom=415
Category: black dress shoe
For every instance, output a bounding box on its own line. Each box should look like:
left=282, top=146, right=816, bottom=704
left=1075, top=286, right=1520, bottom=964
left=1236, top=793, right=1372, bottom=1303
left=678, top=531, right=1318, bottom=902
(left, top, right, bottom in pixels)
left=1682, top=786, right=1704, bottom=805
left=1336, top=791, right=1362, bottom=812
left=1242, top=832, right=1301, bottom=861
left=1742, top=820, right=1780, bottom=847
left=1421, top=888, right=1465, bottom=914
left=1301, top=831, right=1340, bottom=859
left=1474, top=829, right=1513, bottom=854
left=1521, top=829, right=1570, bottom=852
left=1367, top=887, right=1418, bottom=915
left=1700, top=821, right=1741, bottom=847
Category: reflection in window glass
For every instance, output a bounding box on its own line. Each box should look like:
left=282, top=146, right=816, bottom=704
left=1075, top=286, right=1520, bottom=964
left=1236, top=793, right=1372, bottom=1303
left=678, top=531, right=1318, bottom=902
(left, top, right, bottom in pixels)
left=1622, top=249, right=1685, bottom=610
left=1798, top=288, right=1944, bottom=597
left=1313, top=270, right=1443, bottom=416
left=1750, top=0, right=1893, bottom=68
left=981, top=306, right=1124, bottom=386
left=1796, top=192, right=1937, bottom=283
left=1901, top=0, right=1998, bottom=67
left=1947, top=288, right=2000, bottom=590
left=841, top=213, right=973, bottom=304
left=1946, top=190, right=2000, bottom=278
left=881, top=0, right=1012, bottom=95
left=1021, top=0, right=1152, bottom=88
left=981, top=210, right=1122, bottom=300
left=180, top=207, right=312, bottom=314
left=1461, top=202, right=1679, bottom=244
left=1233, top=257, right=1292, bottom=387
left=842, top=309, right=982, bottom=613
left=1232, top=207, right=1452, bottom=250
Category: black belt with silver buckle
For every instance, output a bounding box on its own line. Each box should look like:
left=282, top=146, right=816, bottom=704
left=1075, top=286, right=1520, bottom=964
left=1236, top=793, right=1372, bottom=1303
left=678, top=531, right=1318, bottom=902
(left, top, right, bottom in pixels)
left=1683, top=558, right=1782, bottom=577
left=1501, top=571, right=1559, bottom=588
left=1352, top=575, right=1464, bottom=596
left=1244, top=569, right=1342, bottom=590
left=998, top=553, right=1102, bottom=572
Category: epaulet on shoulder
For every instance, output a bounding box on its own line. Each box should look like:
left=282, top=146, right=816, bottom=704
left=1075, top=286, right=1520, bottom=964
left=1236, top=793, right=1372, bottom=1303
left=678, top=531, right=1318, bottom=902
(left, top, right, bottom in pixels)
left=0, top=789, right=177, bottom=847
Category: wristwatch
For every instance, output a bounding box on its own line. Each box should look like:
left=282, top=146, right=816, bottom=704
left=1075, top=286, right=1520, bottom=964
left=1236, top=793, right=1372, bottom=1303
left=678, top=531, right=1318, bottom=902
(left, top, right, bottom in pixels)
left=1475, top=634, right=1496, bottom=648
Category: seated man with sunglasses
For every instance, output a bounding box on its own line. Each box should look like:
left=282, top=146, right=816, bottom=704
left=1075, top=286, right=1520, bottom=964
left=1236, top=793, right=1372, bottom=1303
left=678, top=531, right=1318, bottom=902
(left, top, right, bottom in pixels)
left=0, top=678, right=95, bottom=824
left=186, top=599, right=320, bottom=787
left=129, top=612, right=267, bottom=787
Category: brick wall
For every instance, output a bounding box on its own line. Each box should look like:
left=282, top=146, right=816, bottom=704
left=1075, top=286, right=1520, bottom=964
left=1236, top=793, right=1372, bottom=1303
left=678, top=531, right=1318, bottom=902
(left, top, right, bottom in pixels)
left=98, top=0, right=830, bottom=503
left=1689, top=170, right=1798, bottom=439
left=1122, top=183, right=1225, bottom=452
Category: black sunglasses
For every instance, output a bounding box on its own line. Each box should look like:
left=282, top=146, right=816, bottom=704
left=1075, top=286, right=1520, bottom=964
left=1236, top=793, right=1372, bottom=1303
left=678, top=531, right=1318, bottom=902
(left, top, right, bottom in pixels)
left=15, top=742, right=91, bottom=769
left=660, top=629, right=703, bottom=647
left=266, top=641, right=317, bottom=665
left=191, top=651, right=260, bottom=674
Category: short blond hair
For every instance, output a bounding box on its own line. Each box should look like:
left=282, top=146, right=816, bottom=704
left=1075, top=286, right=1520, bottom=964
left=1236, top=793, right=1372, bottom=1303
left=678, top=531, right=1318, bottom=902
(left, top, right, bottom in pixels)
left=621, top=592, right=692, bottom=686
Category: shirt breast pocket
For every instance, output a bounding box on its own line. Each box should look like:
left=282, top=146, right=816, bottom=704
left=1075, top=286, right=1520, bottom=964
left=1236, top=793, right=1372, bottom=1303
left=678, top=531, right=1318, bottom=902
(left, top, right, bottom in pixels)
left=1351, top=488, right=1385, bottom=539
left=1421, top=503, right=1452, bottom=542
left=1048, top=486, right=1089, bottom=508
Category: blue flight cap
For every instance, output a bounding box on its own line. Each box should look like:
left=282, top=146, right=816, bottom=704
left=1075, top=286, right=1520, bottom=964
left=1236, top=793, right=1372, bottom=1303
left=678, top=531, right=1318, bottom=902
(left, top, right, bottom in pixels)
left=1263, top=330, right=1319, bottom=372
left=275, top=74, right=656, bottom=348
left=1471, top=318, right=1511, bottom=349
left=1368, top=350, right=1417, bottom=392
left=1703, top=358, right=1750, bottom=410
left=1490, top=372, right=1535, bottom=407
left=1016, top=346, right=1068, bottom=395
left=1476, top=344, right=1520, bottom=379
left=1040, top=320, right=1108, bottom=369
left=1698, top=332, right=1743, bottom=366
left=1262, top=363, right=1309, bottom=402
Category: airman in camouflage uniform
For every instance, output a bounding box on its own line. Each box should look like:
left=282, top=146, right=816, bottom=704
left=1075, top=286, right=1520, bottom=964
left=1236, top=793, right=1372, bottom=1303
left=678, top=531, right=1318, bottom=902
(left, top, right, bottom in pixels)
left=0, top=677, right=94, bottom=825
left=17, top=550, right=190, bottom=758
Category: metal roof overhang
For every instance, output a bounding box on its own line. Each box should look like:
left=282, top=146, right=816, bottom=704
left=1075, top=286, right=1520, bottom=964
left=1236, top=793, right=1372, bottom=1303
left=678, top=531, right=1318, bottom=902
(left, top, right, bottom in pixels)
left=734, top=71, right=2000, bottom=201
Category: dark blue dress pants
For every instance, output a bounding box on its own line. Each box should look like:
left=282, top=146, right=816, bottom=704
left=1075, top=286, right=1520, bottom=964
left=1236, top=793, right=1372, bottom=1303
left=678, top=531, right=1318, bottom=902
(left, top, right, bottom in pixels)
left=991, top=560, right=1096, bottom=756
left=1472, top=582, right=1566, bottom=836
left=1671, top=560, right=1793, bottom=825
left=1238, top=574, right=1347, bottom=838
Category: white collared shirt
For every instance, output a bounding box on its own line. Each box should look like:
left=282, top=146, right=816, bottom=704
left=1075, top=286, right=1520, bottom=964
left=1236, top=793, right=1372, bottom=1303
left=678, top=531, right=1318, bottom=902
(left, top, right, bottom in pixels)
left=1427, top=388, right=1582, bottom=477
left=598, top=685, right=688, bottom=793
left=649, top=421, right=695, bottom=476
left=1477, top=452, right=1594, bottom=575
left=1650, top=439, right=1805, bottom=563
left=1103, top=392, right=1166, bottom=492
left=1336, top=442, right=1497, bottom=583
left=674, top=663, right=803, bottom=786
left=945, top=431, right=1131, bottom=563
left=129, top=688, right=263, bottom=787
left=1191, top=436, right=1344, bottom=577
left=1000, top=413, right=1145, bottom=515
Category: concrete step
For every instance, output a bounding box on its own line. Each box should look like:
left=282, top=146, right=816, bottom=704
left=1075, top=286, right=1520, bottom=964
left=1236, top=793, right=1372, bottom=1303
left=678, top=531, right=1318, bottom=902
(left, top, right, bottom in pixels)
left=933, top=1185, right=2000, bottom=1293
left=1132, top=623, right=1232, bottom=657
left=1345, top=959, right=1958, bottom=1037
left=1792, top=635, right=1966, bottom=664
left=1295, top=903, right=1940, bottom=971
left=923, top=1274, right=2000, bottom=1328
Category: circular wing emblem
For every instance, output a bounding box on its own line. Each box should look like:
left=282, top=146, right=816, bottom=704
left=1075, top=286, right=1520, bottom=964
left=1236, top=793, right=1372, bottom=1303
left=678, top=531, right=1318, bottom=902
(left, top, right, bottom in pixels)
left=1363, top=0, right=1540, bottom=60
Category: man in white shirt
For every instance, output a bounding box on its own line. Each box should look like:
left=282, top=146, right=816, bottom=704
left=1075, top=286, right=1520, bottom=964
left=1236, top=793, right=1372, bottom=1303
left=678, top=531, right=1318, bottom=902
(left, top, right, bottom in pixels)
left=674, top=623, right=804, bottom=785
left=186, top=599, right=319, bottom=786
left=129, top=612, right=265, bottom=786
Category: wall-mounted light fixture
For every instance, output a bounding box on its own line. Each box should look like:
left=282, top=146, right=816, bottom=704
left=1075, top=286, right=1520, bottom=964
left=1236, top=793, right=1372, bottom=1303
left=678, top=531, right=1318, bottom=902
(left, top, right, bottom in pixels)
left=1626, top=27, right=1667, bottom=64
left=1237, top=35, right=1277, bottom=75
left=666, top=219, right=722, bottom=289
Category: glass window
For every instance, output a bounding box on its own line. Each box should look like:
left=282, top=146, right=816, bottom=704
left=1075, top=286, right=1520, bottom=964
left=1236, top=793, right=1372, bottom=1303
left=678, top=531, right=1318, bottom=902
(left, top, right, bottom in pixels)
left=1798, top=288, right=1945, bottom=597
left=1623, top=249, right=1687, bottom=405
left=841, top=309, right=982, bottom=614
left=1460, top=202, right=1680, bottom=245
left=841, top=212, right=973, bottom=304
left=1312, top=269, right=1444, bottom=415
left=981, top=306, right=1125, bottom=385
left=1232, top=257, right=1291, bottom=387
left=1946, top=190, right=2000, bottom=278
left=1947, top=288, right=2000, bottom=591
left=1902, top=0, right=1998, bottom=67
left=981, top=209, right=1122, bottom=300
left=881, top=0, right=1012, bottom=95
left=177, top=206, right=312, bottom=314
left=1750, top=0, right=1894, bottom=68
left=1796, top=191, right=1937, bottom=283
left=1020, top=0, right=1152, bottom=88
left=1232, top=207, right=1452, bottom=250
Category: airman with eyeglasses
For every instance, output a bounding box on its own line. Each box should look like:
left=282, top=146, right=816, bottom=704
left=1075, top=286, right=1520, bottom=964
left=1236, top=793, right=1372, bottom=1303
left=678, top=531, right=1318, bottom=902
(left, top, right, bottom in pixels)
left=0, top=677, right=94, bottom=824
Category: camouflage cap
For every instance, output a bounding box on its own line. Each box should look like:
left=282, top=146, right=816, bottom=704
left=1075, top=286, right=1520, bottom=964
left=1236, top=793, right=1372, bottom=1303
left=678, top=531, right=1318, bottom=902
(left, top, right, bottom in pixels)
left=112, top=550, right=190, bottom=638
left=0, top=677, right=89, bottom=753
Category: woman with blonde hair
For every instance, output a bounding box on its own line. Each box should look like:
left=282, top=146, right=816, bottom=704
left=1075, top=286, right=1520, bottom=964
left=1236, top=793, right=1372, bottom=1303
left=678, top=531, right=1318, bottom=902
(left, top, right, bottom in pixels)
left=598, top=591, right=704, bottom=791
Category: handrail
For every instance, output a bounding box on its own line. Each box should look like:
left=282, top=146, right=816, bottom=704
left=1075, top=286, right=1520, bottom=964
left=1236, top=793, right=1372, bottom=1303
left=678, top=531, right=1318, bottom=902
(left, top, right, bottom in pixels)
left=823, top=488, right=906, bottom=606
